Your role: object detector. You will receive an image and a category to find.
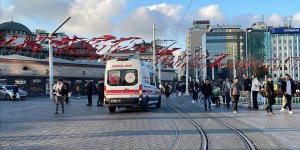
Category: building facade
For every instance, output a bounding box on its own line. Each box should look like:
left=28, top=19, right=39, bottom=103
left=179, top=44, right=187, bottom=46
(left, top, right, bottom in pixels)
left=246, top=22, right=272, bottom=77
left=271, top=28, right=300, bottom=81
left=186, top=20, right=211, bottom=80
left=202, top=25, right=246, bottom=80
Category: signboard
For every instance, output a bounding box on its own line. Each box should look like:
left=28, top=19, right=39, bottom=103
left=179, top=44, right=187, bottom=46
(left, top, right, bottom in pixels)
left=271, top=28, right=300, bottom=34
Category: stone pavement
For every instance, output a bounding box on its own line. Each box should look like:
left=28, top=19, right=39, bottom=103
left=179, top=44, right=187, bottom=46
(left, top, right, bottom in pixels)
left=1, top=95, right=300, bottom=150
left=177, top=95, right=300, bottom=150
left=0, top=95, right=176, bottom=150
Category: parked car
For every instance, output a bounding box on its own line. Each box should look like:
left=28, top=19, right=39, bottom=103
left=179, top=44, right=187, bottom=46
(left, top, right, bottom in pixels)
left=0, top=85, right=27, bottom=100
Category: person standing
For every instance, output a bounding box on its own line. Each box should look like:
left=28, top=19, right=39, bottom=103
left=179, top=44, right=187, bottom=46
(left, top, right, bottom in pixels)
left=251, top=75, right=260, bottom=110
left=222, top=78, right=232, bottom=109
left=53, top=79, right=66, bottom=115
left=202, top=79, right=213, bottom=111
left=63, top=81, right=70, bottom=105
left=280, top=74, right=296, bottom=114
left=165, top=84, right=170, bottom=98
left=231, top=77, right=242, bottom=113
left=12, top=83, right=19, bottom=101
left=243, top=74, right=252, bottom=110
left=75, top=84, right=80, bottom=98
left=86, top=81, right=93, bottom=106
left=97, top=80, right=104, bottom=106
left=265, top=75, right=275, bottom=114
left=190, top=79, right=199, bottom=103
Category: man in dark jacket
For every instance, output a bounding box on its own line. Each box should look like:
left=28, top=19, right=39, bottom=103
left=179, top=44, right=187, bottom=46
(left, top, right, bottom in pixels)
left=202, top=79, right=213, bottom=111
left=97, top=80, right=104, bottom=106
left=13, top=83, right=19, bottom=101
left=243, top=74, right=252, bottom=110
left=63, top=81, right=70, bottom=105
left=86, top=81, right=93, bottom=106
left=190, top=79, right=199, bottom=103
left=265, top=75, right=275, bottom=114
left=280, top=74, right=296, bottom=114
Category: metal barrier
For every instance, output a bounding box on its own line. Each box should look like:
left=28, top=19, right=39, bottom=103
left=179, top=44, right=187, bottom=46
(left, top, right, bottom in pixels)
left=239, top=96, right=300, bottom=105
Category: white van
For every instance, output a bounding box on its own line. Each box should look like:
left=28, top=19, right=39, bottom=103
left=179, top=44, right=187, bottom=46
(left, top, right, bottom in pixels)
left=104, top=59, right=161, bottom=112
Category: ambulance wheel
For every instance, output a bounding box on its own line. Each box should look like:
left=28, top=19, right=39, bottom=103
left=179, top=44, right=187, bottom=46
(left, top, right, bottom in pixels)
left=156, top=96, right=161, bottom=108
left=142, top=97, right=149, bottom=112
left=108, top=106, right=116, bottom=113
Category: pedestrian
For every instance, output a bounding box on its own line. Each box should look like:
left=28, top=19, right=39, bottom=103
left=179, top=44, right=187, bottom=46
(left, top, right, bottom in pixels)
left=280, top=74, right=296, bottom=114
left=75, top=84, right=80, bottom=98
left=231, top=77, right=242, bottom=113
left=190, top=79, right=199, bottom=103
left=213, top=84, right=221, bottom=107
left=265, top=75, right=275, bottom=114
left=243, top=74, right=252, bottom=110
left=12, top=83, right=19, bottom=101
left=202, top=79, right=213, bottom=111
left=165, top=84, right=170, bottom=98
left=86, top=81, right=93, bottom=106
left=222, top=78, right=232, bottom=109
left=63, top=81, right=71, bottom=105
left=53, top=79, right=67, bottom=115
left=97, top=80, right=104, bottom=106
left=251, top=75, right=260, bottom=110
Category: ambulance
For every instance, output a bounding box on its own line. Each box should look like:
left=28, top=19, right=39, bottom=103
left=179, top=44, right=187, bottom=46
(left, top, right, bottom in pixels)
left=104, top=59, right=161, bottom=113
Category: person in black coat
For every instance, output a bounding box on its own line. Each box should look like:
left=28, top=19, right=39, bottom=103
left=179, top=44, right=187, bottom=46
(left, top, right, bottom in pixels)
left=190, top=79, right=199, bottom=102
left=280, top=74, right=296, bottom=114
left=265, top=75, right=275, bottom=114
left=165, top=84, right=170, bottom=98
left=86, top=81, right=93, bottom=106
left=97, top=80, right=104, bottom=106
left=63, top=81, right=70, bottom=105
left=201, top=79, right=213, bottom=111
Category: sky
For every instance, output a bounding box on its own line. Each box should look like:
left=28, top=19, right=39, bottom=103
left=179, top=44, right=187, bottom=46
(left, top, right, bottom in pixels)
left=1, top=0, right=300, bottom=52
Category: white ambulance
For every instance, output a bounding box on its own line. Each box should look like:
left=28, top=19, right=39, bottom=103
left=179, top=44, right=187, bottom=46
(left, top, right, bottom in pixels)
left=104, top=59, right=161, bottom=112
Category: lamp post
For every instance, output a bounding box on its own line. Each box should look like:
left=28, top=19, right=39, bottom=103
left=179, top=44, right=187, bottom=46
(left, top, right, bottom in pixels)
left=49, top=16, right=71, bottom=100
left=185, top=49, right=189, bottom=95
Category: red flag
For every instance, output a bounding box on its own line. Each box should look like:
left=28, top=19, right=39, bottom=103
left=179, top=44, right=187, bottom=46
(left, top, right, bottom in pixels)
left=5, top=35, right=19, bottom=45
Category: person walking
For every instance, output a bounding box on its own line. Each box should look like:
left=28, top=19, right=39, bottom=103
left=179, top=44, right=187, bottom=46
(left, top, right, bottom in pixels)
left=190, top=79, right=199, bottom=103
left=265, top=75, right=275, bottom=114
left=243, top=74, right=252, bottom=110
left=86, top=81, right=93, bottom=106
left=222, top=78, right=232, bottom=109
left=97, top=80, right=104, bottom=106
left=202, top=79, right=213, bottom=111
left=280, top=74, right=296, bottom=114
left=231, top=77, right=242, bottom=113
left=75, top=84, right=80, bottom=98
left=165, top=84, right=170, bottom=98
left=53, top=79, right=67, bottom=115
left=63, top=81, right=71, bottom=105
left=12, top=83, right=19, bottom=101
left=251, top=75, right=260, bottom=110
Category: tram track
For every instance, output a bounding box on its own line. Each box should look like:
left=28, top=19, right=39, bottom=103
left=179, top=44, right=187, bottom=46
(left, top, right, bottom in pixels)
left=166, top=99, right=258, bottom=150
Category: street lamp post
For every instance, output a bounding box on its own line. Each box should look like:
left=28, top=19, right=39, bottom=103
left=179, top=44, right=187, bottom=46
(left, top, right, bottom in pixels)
left=185, top=49, right=189, bottom=95
left=49, top=16, right=71, bottom=100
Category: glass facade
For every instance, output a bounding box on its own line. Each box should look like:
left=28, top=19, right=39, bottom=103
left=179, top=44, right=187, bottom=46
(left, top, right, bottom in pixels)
left=246, top=29, right=272, bottom=76
left=202, top=26, right=245, bottom=80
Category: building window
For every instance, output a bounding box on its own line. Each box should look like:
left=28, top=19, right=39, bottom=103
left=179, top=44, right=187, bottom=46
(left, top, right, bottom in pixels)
left=279, top=46, right=282, bottom=50
left=273, top=40, right=276, bottom=44
left=274, top=74, right=277, bottom=77
left=289, top=40, right=292, bottom=43
left=284, top=40, right=286, bottom=43
left=279, top=40, right=281, bottom=43
left=23, top=67, right=29, bottom=70
left=273, top=47, right=276, bottom=50
left=284, top=47, right=287, bottom=50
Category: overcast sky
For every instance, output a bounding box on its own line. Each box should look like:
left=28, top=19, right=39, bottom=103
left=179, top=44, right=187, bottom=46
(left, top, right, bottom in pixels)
left=1, top=0, right=300, bottom=51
